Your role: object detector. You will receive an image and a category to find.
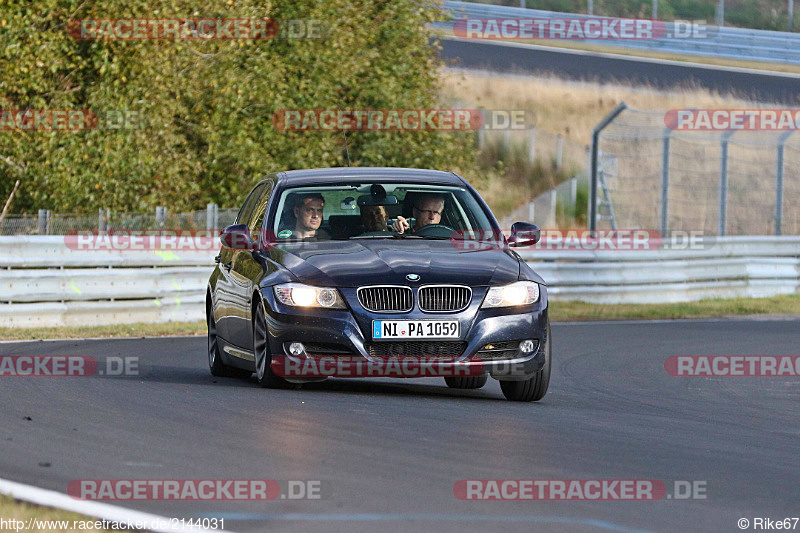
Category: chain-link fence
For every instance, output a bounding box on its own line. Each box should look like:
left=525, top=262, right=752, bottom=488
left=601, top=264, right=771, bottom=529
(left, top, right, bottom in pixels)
left=0, top=206, right=239, bottom=235
left=589, top=106, right=800, bottom=235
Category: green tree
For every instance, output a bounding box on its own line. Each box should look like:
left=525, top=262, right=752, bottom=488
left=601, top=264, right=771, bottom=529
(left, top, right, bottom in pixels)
left=0, top=0, right=477, bottom=212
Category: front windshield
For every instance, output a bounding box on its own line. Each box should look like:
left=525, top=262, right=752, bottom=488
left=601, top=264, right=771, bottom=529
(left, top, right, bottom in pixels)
left=270, top=182, right=499, bottom=242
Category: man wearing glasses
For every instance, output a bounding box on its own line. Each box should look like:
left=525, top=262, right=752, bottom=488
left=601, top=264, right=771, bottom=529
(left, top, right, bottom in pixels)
left=391, top=193, right=445, bottom=234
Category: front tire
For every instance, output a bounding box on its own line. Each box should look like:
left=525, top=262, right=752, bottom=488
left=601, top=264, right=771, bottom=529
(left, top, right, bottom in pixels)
left=253, top=300, right=292, bottom=389
left=444, top=376, right=488, bottom=389
left=499, top=322, right=551, bottom=402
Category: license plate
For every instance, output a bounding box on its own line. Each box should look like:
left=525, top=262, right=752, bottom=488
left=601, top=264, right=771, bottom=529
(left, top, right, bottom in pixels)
left=372, top=320, right=460, bottom=340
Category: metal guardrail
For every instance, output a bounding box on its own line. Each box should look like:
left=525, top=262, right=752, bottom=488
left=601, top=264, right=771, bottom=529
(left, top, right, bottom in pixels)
left=1, top=236, right=798, bottom=327
left=519, top=236, right=800, bottom=304
left=441, top=1, right=800, bottom=65
left=0, top=236, right=212, bottom=328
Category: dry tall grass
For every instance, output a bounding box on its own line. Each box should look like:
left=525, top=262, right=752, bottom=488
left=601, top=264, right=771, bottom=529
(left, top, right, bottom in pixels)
left=440, top=68, right=760, bottom=145
left=440, top=69, right=798, bottom=233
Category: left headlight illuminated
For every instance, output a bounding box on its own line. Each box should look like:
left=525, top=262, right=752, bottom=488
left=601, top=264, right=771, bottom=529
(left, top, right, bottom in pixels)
left=273, top=283, right=346, bottom=309
left=481, top=281, right=540, bottom=308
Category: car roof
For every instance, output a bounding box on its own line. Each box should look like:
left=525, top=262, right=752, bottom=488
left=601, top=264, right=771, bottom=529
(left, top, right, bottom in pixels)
left=274, top=167, right=465, bottom=186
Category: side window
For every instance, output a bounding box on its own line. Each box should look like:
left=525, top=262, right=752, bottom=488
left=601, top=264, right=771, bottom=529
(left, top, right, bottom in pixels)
left=235, top=182, right=267, bottom=226
left=248, top=180, right=274, bottom=240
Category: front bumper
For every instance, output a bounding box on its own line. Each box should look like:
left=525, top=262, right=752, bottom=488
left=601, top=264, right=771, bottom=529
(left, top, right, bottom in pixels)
left=261, top=285, right=548, bottom=380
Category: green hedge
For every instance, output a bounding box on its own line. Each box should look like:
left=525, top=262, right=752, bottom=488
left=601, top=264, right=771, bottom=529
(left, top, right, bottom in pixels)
left=0, top=0, right=478, bottom=212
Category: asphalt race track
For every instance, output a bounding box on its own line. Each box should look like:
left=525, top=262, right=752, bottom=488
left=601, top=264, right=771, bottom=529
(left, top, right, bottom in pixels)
left=440, top=38, right=800, bottom=104
left=1, top=319, right=799, bottom=532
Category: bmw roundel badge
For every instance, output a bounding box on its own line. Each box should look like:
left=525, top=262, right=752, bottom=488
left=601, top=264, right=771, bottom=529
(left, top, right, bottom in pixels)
left=406, top=273, right=420, bottom=282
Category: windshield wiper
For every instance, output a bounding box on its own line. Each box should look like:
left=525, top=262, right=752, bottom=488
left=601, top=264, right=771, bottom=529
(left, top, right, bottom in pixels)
left=391, top=234, right=449, bottom=240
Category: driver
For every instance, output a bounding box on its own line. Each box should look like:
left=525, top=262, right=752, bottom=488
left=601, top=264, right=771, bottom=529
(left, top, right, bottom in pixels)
left=392, top=193, right=445, bottom=235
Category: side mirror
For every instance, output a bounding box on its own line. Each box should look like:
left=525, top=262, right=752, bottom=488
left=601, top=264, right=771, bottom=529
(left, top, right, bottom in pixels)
left=220, top=224, right=255, bottom=250
left=509, top=222, right=540, bottom=247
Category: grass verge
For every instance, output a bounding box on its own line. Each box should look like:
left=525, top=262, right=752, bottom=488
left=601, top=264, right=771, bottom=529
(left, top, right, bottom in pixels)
left=0, top=321, right=206, bottom=342
left=550, top=293, right=800, bottom=321
left=0, top=495, right=117, bottom=532
left=1, top=295, right=798, bottom=341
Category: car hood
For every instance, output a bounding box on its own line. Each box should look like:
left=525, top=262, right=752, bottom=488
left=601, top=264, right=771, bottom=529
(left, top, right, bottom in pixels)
left=266, top=239, right=525, bottom=287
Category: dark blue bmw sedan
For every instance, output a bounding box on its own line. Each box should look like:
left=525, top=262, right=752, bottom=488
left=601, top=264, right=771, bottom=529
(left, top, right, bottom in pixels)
left=207, top=167, right=550, bottom=401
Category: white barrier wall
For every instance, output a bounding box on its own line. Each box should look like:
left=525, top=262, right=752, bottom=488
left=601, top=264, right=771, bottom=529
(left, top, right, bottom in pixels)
left=0, top=236, right=212, bottom=328
left=0, top=236, right=798, bottom=328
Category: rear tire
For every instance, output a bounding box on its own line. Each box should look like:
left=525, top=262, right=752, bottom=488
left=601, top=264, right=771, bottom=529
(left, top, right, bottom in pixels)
left=499, top=322, right=551, bottom=402
left=207, top=302, right=252, bottom=379
left=444, top=375, right=488, bottom=389
left=253, top=300, right=292, bottom=389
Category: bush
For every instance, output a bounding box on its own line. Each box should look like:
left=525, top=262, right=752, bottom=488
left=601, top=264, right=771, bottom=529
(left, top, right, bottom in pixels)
left=0, top=0, right=477, bottom=212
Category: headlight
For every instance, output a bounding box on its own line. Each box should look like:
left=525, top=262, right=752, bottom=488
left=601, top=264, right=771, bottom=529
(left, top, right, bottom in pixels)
left=481, top=281, right=540, bottom=308
left=274, top=283, right=346, bottom=309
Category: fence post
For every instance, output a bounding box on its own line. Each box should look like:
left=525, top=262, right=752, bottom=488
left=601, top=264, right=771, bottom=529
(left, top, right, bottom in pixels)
left=585, top=146, right=592, bottom=225
left=98, top=208, right=106, bottom=232
left=527, top=130, right=536, bottom=162
left=588, top=0, right=593, bottom=15
left=206, top=203, right=218, bottom=230
left=556, top=134, right=563, bottom=168
left=590, top=102, right=627, bottom=232
left=716, top=0, right=725, bottom=26
left=37, top=209, right=49, bottom=235
left=775, top=130, right=795, bottom=235
left=719, top=130, right=736, bottom=236
left=548, top=189, right=557, bottom=228
left=660, top=128, right=672, bottom=235
left=570, top=177, right=577, bottom=216
left=528, top=202, right=535, bottom=224
left=156, top=206, right=167, bottom=228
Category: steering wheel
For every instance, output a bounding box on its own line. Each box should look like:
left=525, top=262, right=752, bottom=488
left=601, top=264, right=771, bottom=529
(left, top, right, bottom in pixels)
left=412, top=223, right=454, bottom=238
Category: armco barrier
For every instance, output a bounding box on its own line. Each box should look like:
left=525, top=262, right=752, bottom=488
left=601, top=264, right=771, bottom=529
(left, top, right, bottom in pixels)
left=0, top=236, right=798, bottom=328
left=0, top=236, right=212, bottom=328
left=441, top=1, right=800, bottom=65
left=518, top=236, right=800, bottom=304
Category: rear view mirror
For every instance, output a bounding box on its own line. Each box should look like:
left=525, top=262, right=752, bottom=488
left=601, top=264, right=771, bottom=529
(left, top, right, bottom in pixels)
left=357, top=194, right=399, bottom=207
